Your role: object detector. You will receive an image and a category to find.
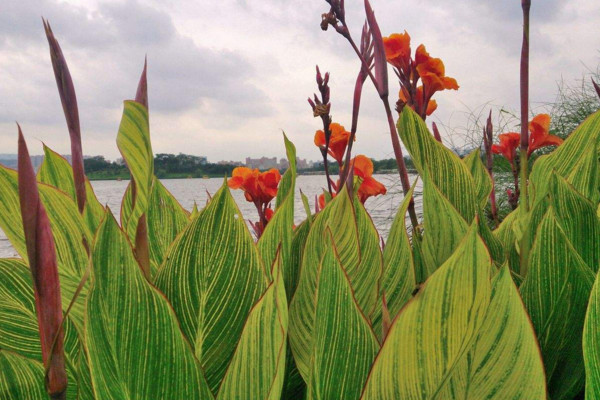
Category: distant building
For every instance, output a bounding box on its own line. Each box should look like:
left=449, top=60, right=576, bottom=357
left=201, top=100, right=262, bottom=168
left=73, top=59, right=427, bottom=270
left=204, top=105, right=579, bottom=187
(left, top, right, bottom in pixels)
left=217, top=160, right=242, bottom=166
left=245, top=156, right=279, bottom=170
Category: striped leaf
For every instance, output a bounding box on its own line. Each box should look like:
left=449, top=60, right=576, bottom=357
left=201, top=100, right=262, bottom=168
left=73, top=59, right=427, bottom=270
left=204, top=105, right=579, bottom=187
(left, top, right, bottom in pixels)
left=436, top=265, right=547, bottom=398
left=421, top=171, right=468, bottom=279
left=0, top=350, right=78, bottom=400
left=37, top=144, right=104, bottom=233
left=529, top=109, right=600, bottom=204
left=463, top=148, right=493, bottom=210
left=0, top=259, right=88, bottom=398
left=520, top=207, right=595, bottom=399
left=494, top=208, right=522, bottom=274
left=286, top=220, right=310, bottom=300
left=147, top=177, right=189, bottom=270
left=371, top=183, right=416, bottom=336
left=584, top=264, right=600, bottom=399
left=85, top=210, right=212, bottom=399
left=258, top=134, right=296, bottom=280
left=309, top=243, right=379, bottom=400
left=397, top=106, right=477, bottom=221
left=0, top=165, right=90, bottom=327
left=217, top=251, right=287, bottom=400
left=289, top=186, right=382, bottom=381
left=154, top=181, right=267, bottom=394
left=361, top=222, right=491, bottom=399
left=116, top=100, right=153, bottom=242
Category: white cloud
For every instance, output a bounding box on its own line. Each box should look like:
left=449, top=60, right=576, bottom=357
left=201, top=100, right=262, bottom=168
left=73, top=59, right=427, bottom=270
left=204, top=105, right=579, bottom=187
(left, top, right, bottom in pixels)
left=0, top=0, right=598, bottom=162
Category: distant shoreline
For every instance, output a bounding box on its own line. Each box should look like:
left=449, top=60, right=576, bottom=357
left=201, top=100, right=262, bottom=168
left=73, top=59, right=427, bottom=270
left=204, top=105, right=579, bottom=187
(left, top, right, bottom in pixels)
left=86, top=168, right=417, bottom=181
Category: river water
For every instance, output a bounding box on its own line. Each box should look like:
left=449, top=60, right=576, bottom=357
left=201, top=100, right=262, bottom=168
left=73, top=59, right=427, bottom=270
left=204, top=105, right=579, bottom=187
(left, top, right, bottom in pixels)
left=0, top=174, right=423, bottom=258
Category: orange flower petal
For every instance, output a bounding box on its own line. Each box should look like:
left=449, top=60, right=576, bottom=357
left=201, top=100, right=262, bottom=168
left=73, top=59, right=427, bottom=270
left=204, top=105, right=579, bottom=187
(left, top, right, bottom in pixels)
left=426, top=99, right=438, bottom=116
left=352, top=155, right=374, bottom=178
left=358, top=176, right=387, bottom=203
left=383, top=31, right=411, bottom=70
left=415, top=44, right=430, bottom=66
left=314, top=129, right=326, bottom=147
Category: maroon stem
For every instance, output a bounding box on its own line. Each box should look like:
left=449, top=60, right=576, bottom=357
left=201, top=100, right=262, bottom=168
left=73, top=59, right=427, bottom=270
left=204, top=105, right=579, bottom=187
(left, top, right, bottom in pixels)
left=343, top=27, right=420, bottom=233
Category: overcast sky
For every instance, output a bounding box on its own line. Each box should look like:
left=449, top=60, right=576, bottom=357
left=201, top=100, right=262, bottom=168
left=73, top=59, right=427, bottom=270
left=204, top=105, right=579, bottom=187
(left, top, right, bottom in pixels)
left=0, top=0, right=598, bottom=162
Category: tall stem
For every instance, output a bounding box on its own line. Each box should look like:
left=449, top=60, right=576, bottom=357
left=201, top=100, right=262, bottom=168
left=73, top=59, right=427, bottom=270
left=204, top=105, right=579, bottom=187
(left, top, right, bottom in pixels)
left=519, top=0, right=532, bottom=276
left=519, top=0, right=531, bottom=211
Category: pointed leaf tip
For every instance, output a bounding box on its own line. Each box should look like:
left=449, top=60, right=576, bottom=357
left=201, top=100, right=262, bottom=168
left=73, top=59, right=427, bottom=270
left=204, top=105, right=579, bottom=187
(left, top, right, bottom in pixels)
left=135, top=57, right=148, bottom=109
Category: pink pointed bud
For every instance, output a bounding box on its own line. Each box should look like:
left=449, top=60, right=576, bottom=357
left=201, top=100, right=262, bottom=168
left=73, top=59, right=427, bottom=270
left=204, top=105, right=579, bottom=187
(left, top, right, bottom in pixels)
left=432, top=122, right=442, bottom=143
left=316, top=65, right=323, bottom=86
left=18, top=126, right=67, bottom=399
left=135, top=57, right=148, bottom=109
left=364, top=0, right=388, bottom=98
left=43, top=19, right=86, bottom=215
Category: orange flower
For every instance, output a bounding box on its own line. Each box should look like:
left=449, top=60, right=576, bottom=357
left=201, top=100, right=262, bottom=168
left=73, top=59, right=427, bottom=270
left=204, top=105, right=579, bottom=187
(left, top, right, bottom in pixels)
left=314, top=122, right=351, bottom=165
left=415, top=45, right=458, bottom=99
left=400, top=86, right=437, bottom=116
left=491, top=133, right=521, bottom=163
left=352, top=155, right=387, bottom=203
left=528, top=114, right=562, bottom=155
left=265, top=207, right=274, bottom=221
left=228, top=167, right=281, bottom=204
left=383, top=31, right=411, bottom=71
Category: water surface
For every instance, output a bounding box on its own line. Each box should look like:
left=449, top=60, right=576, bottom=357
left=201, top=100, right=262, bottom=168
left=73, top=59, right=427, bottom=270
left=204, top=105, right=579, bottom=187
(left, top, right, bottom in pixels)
left=0, top=174, right=422, bottom=258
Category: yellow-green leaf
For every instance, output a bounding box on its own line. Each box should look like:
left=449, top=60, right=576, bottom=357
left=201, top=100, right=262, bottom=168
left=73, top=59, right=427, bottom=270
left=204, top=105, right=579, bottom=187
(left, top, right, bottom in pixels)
left=371, top=183, right=416, bottom=335
left=289, top=186, right=381, bottom=381
left=217, top=251, right=288, bottom=400
left=116, top=100, right=153, bottom=241
left=397, top=106, right=477, bottom=221
left=529, top=109, right=600, bottom=204
left=0, top=166, right=90, bottom=327
left=85, top=210, right=212, bottom=399
left=463, top=148, right=492, bottom=210
left=421, top=171, right=468, bottom=279
left=361, top=222, right=491, bottom=399
left=37, top=144, right=104, bottom=232
left=154, top=181, right=267, bottom=394
left=520, top=207, right=595, bottom=399
left=309, top=243, right=379, bottom=400
left=437, top=265, right=547, bottom=399
left=147, top=177, right=189, bottom=270
left=584, top=263, right=600, bottom=399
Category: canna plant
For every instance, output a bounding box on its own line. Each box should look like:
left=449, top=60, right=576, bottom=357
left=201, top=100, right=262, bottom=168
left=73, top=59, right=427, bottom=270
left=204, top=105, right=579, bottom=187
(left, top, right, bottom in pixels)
left=1, top=1, right=600, bottom=400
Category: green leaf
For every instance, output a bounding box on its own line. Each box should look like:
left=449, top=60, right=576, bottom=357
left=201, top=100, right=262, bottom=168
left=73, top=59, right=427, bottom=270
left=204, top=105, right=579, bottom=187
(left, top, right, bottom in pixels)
left=584, top=264, right=600, bottom=399
left=463, top=148, right=493, bottom=210
left=494, top=208, right=522, bottom=274
left=147, top=177, right=189, bottom=270
left=287, top=220, right=311, bottom=301
left=547, top=173, right=600, bottom=273
left=397, top=106, right=477, bottom=221
left=520, top=207, right=595, bottom=399
left=289, top=186, right=381, bottom=381
left=309, top=242, right=379, bottom=400
left=85, top=210, right=213, bottom=399
left=437, top=265, right=547, bottom=398
left=116, top=100, right=153, bottom=241
left=258, top=134, right=296, bottom=280
left=154, top=181, right=267, bottom=393
left=0, top=259, right=89, bottom=398
left=529, top=109, right=600, bottom=204
left=421, top=171, right=468, bottom=279
left=0, top=166, right=90, bottom=327
left=0, top=349, right=80, bottom=400
left=361, top=222, right=491, bottom=399
left=371, top=183, right=416, bottom=335
left=217, top=251, right=288, bottom=400
left=37, top=144, right=104, bottom=233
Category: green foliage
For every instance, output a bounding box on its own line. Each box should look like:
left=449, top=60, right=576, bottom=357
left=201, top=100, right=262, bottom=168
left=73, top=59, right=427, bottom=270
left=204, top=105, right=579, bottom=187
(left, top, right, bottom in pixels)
left=3, top=75, right=600, bottom=400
